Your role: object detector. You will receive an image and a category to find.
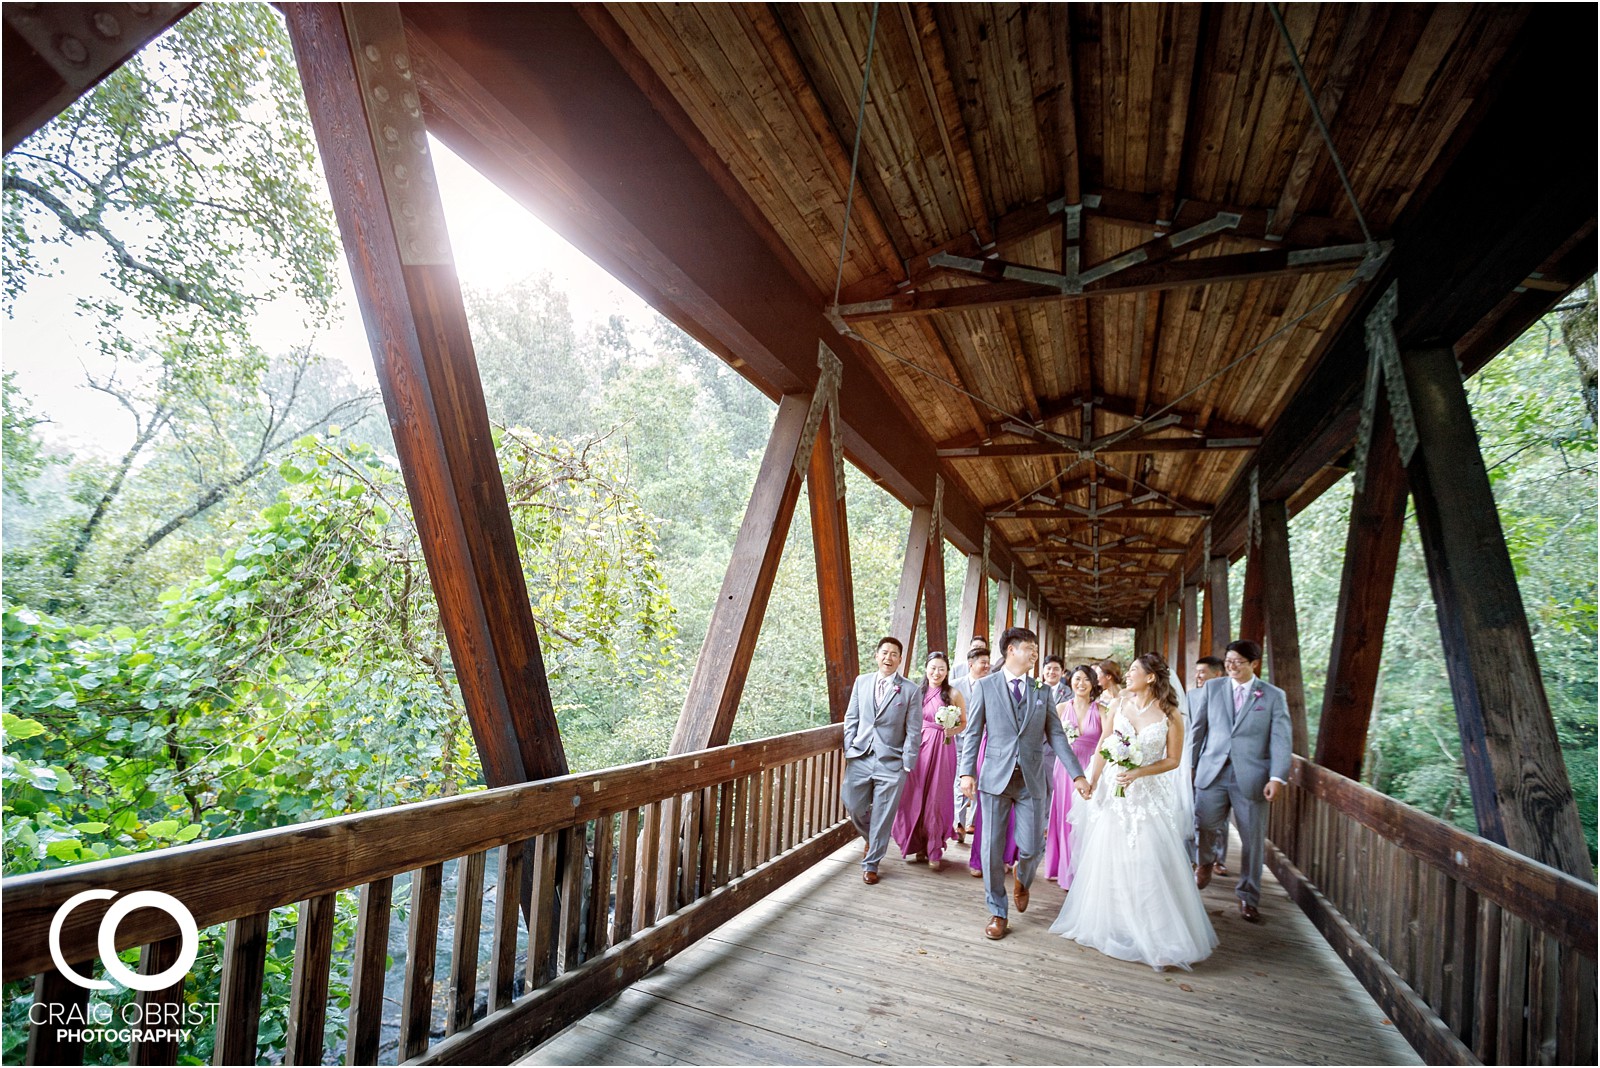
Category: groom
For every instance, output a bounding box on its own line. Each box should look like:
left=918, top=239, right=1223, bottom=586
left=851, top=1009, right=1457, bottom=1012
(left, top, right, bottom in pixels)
left=958, top=626, right=1090, bottom=940
left=1190, top=639, right=1292, bottom=922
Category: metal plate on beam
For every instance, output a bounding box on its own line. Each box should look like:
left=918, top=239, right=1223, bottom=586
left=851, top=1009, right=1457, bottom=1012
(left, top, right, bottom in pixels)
left=4, top=2, right=185, bottom=89
left=341, top=2, right=451, bottom=266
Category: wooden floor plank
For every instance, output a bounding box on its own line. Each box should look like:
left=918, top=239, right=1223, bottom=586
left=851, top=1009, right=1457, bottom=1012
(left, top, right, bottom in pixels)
left=522, top=840, right=1419, bottom=1066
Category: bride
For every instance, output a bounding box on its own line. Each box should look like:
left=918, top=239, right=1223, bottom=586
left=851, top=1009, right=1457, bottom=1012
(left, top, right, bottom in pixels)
left=1049, top=651, right=1218, bottom=970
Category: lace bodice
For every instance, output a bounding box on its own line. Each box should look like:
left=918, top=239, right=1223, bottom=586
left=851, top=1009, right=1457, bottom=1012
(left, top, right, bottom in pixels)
left=1115, top=710, right=1170, bottom=768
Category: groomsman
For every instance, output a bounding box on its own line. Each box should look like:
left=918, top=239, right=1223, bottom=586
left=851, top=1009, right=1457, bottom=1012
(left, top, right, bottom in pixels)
left=1187, top=656, right=1227, bottom=871
left=950, top=634, right=989, bottom=682
left=951, top=646, right=991, bottom=840
left=1190, top=640, right=1292, bottom=922
left=841, top=636, right=922, bottom=884
left=958, top=627, right=1090, bottom=940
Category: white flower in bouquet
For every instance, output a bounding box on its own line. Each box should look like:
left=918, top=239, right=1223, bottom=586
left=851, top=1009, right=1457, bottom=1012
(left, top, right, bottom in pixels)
left=934, top=705, right=961, bottom=743
left=1064, top=721, right=1082, bottom=745
left=1098, top=728, right=1142, bottom=797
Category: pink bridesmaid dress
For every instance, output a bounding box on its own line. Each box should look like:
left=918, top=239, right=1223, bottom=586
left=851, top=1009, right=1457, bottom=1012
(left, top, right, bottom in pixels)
left=1044, top=697, right=1104, bottom=887
left=892, top=685, right=960, bottom=865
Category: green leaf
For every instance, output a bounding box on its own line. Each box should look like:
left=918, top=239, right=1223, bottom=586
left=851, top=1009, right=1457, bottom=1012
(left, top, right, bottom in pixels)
left=2, top=712, right=47, bottom=740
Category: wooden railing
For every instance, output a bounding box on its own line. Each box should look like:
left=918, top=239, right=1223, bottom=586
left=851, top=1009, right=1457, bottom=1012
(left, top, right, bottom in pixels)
left=1267, top=755, right=1597, bottom=1066
left=3, top=724, right=848, bottom=1065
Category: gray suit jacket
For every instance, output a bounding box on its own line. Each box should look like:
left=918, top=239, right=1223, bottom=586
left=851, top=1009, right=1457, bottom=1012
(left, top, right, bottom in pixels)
left=957, top=671, right=1084, bottom=796
left=1190, top=674, right=1292, bottom=799
left=843, top=672, right=922, bottom=772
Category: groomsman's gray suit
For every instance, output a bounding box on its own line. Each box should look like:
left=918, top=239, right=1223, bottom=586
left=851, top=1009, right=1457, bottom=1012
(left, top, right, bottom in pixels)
left=1190, top=674, right=1292, bottom=907
left=841, top=671, right=922, bottom=872
left=1040, top=680, right=1070, bottom=791
left=958, top=671, right=1085, bottom=919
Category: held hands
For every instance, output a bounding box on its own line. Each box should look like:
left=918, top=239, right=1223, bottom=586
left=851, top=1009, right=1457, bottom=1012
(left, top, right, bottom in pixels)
left=1074, top=776, right=1092, bottom=800
left=959, top=774, right=976, bottom=800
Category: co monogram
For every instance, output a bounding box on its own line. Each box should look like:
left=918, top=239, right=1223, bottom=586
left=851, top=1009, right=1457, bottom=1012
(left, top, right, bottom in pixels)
left=48, top=889, right=199, bottom=992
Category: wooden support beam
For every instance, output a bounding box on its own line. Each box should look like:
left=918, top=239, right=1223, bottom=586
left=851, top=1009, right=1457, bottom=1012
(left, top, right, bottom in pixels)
left=807, top=407, right=857, bottom=724
left=1182, top=583, right=1200, bottom=675
left=891, top=507, right=935, bottom=667
left=938, top=391, right=1261, bottom=452
left=2, top=3, right=193, bottom=153
left=837, top=243, right=1384, bottom=323
left=1316, top=398, right=1409, bottom=778
left=1397, top=345, right=1591, bottom=880
left=285, top=2, right=564, bottom=785
left=1258, top=500, right=1310, bottom=756
left=989, top=507, right=1210, bottom=521
left=672, top=397, right=813, bottom=754
left=992, top=575, right=1014, bottom=649
left=956, top=553, right=988, bottom=654
left=1239, top=547, right=1266, bottom=648
left=938, top=436, right=1259, bottom=458
left=922, top=491, right=949, bottom=662
left=837, top=185, right=1371, bottom=307
left=1203, top=556, right=1230, bottom=659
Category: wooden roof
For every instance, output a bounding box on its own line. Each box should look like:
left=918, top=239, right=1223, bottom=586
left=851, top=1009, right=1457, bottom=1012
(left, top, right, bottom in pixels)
left=581, top=2, right=1553, bottom=624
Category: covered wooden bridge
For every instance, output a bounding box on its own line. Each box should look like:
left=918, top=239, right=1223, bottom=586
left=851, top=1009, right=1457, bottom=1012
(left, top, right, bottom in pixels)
left=3, top=2, right=1595, bottom=1065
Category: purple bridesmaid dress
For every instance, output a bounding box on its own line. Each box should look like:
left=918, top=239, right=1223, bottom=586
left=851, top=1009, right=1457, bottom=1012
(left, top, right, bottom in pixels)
left=1045, top=698, right=1104, bottom=887
left=892, top=685, right=959, bottom=865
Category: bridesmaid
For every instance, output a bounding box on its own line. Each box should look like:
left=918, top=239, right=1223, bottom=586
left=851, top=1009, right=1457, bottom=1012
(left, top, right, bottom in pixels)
left=1044, top=665, right=1105, bottom=887
left=1094, top=659, right=1126, bottom=714
left=892, top=651, right=966, bottom=871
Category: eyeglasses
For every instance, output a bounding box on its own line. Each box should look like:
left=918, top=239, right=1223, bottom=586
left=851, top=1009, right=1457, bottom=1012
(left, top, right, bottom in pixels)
left=1223, top=656, right=1250, bottom=666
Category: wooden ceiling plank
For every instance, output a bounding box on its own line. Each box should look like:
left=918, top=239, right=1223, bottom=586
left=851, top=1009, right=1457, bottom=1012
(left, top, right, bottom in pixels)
left=1153, top=3, right=1203, bottom=222
left=1269, top=5, right=1371, bottom=238
left=906, top=1, right=991, bottom=243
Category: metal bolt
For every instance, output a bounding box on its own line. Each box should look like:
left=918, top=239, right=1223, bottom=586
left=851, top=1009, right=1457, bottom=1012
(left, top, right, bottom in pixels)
left=372, top=83, right=390, bottom=103
left=382, top=125, right=399, bottom=143
left=56, top=33, right=89, bottom=65
left=92, top=12, right=122, bottom=38
left=364, top=44, right=381, bottom=64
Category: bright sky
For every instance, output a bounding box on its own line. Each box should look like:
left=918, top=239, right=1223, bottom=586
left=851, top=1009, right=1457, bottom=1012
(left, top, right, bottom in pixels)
left=1, top=136, right=655, bottom=458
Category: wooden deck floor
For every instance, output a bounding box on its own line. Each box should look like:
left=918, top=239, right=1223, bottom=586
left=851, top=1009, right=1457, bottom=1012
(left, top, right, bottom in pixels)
left=521, top=835, right=1420, bottom=1066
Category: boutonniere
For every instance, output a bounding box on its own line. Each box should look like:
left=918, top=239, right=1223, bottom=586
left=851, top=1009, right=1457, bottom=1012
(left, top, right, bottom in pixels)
left=1251, top=688, right=1263, bottom=700
left=1031, top=677, right=1043, bottom=691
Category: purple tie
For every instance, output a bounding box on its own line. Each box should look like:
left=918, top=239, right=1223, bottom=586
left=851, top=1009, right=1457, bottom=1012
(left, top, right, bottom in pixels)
left=1012, top=678, right=1024, bottom=705
left=1234, top=684, right=1248, bottom=713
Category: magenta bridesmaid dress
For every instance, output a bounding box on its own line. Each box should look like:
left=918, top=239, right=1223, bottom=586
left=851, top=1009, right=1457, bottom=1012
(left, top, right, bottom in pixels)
left=1044, top=698, right=1104, bottom=887
left=892, top=685, right=960, bottom=866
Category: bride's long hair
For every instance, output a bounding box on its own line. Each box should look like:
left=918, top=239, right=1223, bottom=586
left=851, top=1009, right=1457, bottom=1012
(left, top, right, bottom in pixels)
left=1132, top=652, right=1181, bottom=720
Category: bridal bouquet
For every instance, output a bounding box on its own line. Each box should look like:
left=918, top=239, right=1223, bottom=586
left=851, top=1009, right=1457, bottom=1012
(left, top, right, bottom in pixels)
left=1098, top=728, right=1142, bottom=797
left=934, top=705, right=962, bottom=744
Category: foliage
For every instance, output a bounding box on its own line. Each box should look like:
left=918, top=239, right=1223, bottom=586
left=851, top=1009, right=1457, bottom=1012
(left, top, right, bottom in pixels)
left=1, top=371, right=54, bottom=500
left=2, top=3, right=338, bottom=373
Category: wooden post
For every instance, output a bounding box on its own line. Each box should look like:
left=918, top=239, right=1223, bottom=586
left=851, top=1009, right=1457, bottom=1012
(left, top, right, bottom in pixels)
left=1204, top=556, right=1231, bottom=658
left=1167, top=600, right=1182, bottom=672
left=1182, top=582, right=1200, bottom=674
left=956, top=555, right=983, bottom=653
left=891, top=506, right=934, bottom=666
left=672, top=396, right=811, bottom=753
left=1316, top=396, right=1409, bottom=777
left=1398, top=345, right=1591, bottom=880
left=808, top=406, right=857, bottom=723
left=992, top=575, right=1013, bottom=649
left=1239, top=548, right=1266, bottom=647
left=1258, top=499, right=1310, bottom=756
left=923, top=535, right=949, bottom=664
left=285, top=3, right=565, bottom=784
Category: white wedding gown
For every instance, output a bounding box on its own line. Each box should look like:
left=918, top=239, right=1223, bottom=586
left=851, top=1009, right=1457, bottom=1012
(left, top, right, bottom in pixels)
left=1049, top=709, right=1218, bottom=970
